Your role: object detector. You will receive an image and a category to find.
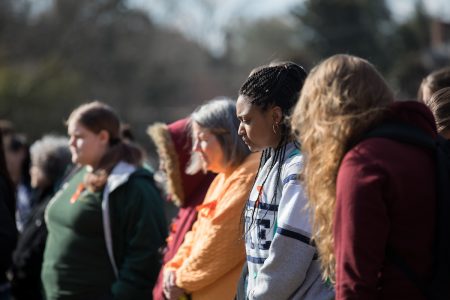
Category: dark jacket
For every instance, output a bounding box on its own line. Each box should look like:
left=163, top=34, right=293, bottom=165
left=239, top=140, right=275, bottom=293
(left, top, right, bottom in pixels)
left=0, top=175, right=17, bottom=286
left=334, top=101, right=437, bottom=299
left=11, top=186, right=56, bottom=300
left=108, top=164, right=168, bottom=299
left=42, top=162, right=167, bottom=300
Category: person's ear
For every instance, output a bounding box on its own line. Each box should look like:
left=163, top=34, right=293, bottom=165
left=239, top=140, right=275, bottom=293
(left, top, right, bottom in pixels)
left=98, top=130, right=110, bottom=145
left=271, top=106, right=283, bottom=124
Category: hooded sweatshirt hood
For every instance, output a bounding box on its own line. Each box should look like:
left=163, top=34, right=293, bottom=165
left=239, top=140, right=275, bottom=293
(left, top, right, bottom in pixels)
left=387, top=100, right=437, bottom=137
left=147, top=118, right=215, bottom=207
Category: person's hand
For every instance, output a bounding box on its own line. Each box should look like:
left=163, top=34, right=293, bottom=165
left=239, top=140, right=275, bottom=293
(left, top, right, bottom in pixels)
left=163, top=269, right=186, bottom=300
left=162, top=269, right=173, bottom=298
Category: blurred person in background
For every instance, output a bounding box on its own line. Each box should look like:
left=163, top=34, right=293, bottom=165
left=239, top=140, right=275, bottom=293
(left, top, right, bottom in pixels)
left=147, top=118, right=216, bottom=300
left=0, top=127, right=18, bottom=300
left=0, top=121, right=32, bottom=232
left=41, top=101, right=167, bottom=300
left=423, top=87, right=450, bottom=140
left=11, top=135, right=73, bottom=300
left=418, top=66, right=450, bottom=103
left=120, top=122, right=156, bottom=173
left=163, top=98, right=259, bottom=300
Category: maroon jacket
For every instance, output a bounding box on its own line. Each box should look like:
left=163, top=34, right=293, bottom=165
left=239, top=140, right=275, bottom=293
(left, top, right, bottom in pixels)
left=149, top=118, right=215, bottom=300
left=334, top=101, right=437, bottom=299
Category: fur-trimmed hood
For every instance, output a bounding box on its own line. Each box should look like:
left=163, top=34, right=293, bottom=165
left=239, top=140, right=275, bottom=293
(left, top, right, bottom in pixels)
left=147, top=118, right=215, bottom=207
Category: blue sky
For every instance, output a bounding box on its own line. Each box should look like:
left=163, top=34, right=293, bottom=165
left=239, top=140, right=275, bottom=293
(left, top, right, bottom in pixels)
left=28, top=0, right=450, bottom=56
left=128, top=0, right=303, bottom=56
left=390, top=0, right=449, bottom=21
left=129, top=0, right=450, bottom=22
left=128, top=0, right=450, bottom=56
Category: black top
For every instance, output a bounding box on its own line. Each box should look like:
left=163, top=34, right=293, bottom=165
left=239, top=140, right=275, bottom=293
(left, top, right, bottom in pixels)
left=0, top=175, right=18, bottom=284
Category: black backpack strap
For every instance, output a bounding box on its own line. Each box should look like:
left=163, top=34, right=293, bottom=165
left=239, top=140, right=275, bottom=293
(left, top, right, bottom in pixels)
left=364, top=122, right=435, bottom=150
left=385, top=246, right=430, bottom=296
left=431, top=136, right=450, bottom=300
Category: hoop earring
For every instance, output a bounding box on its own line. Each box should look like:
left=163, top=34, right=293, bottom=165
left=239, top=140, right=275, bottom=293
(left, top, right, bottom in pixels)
left=272, top=123, right=279, bottom=135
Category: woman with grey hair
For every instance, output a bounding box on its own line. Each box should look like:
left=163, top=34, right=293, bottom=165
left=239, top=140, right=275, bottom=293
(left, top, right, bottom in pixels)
left=163, top=98, right=260, bottom=300
left=186, top=97, right=252, bottom=175
left=29, top=135, right=72, bottom=191
left=11, top=135, right=73, bottom=300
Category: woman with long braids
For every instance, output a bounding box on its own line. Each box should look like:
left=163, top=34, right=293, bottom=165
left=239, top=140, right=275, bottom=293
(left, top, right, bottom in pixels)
left=292, top=54, right=437, bottom=299
left=41, top=101, right=167, bottom=300
left=236, top=62, right=334, bottom=299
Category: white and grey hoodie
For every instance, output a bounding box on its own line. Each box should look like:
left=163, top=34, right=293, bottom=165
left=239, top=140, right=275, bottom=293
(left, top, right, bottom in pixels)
left=101, top=161, right=137, bottom=279
left=244, top=142, right=334, bottom=300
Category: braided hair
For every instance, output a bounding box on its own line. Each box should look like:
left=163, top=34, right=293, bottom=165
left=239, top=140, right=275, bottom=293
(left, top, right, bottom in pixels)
left=239, top=61, right=307, bottom=235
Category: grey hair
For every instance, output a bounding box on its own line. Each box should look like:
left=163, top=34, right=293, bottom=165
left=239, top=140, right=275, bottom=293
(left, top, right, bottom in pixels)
left=186, top=97, right=250, bottom=174
left=30, top=135, right=72, bottom=184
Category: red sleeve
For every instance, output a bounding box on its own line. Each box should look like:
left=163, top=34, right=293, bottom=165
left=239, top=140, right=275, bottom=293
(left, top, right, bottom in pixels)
left=334, top=149, right=389, bottom=300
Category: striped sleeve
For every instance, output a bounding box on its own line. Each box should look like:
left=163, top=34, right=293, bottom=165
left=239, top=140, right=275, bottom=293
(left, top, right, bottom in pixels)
left=249, top=155, right=317, bottom=299
left=277, top=155, right=312, bottom=234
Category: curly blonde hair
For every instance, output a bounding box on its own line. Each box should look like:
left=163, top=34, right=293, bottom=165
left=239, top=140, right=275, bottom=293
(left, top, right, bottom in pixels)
left=291, top=54, right=394, bottom=282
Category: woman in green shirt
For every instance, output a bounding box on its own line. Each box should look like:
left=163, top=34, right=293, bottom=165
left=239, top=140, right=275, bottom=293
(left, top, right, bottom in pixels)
left=42, top=101, right=167, bottom=300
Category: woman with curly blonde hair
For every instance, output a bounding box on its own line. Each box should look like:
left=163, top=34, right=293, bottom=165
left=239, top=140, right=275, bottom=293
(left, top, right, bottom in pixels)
left=291, top=54, right=438, bottom=299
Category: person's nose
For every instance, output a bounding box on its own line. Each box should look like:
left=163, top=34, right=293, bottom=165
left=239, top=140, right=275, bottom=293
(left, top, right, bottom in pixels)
left=69, top=136, right=76, bottom=147
left=238, top=122, right=245, bottom=136
left=192, top=139, right=200, bottom=152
